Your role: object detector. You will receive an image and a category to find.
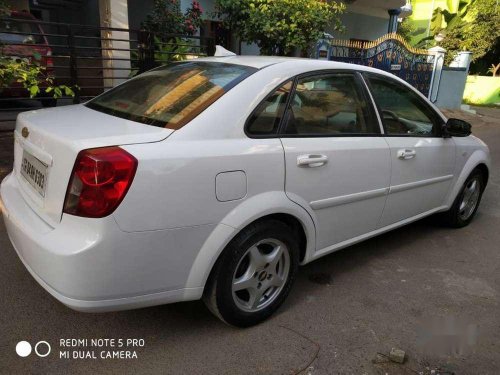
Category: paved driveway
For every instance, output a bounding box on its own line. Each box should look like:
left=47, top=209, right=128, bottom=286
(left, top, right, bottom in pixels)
left=1, top=109, right=499, bottom=374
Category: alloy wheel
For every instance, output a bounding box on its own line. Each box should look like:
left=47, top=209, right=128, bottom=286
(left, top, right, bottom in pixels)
left=231, top=238, right=290, bottom=312
left=458, top=177, right=481, bottom=221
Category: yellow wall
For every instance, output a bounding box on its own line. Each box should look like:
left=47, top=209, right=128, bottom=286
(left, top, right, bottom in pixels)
left=463, top=76, right=500, bottom=105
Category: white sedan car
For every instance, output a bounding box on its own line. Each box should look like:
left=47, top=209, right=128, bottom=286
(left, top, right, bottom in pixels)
left=1, top=56, right=490, bottom=327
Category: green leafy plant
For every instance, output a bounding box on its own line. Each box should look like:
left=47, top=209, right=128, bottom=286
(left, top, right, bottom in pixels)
left=129, top=37, right=197, bottom=77
left=142, top=0, right=204, bottom=37
left=397, top=17, right=417, bottom=43
left=153, top=36, right=197, bottom=62
left=214, top=0, right=345, bottom=56
left=411, top=0, right=500, bottom=72
left=0, top=54, right=75, bottom=99
left=0, top=1, right=76, bottom=100
left=411, top=1, right=473, bottom=50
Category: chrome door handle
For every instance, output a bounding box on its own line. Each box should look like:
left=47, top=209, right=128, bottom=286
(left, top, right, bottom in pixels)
left=297, top=154, right=328, bottom=167
left=397, top=149, right=416, bottom=160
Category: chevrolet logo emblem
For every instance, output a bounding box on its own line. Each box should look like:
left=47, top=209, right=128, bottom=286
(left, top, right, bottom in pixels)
left=21, top=127, right=29, bottom=138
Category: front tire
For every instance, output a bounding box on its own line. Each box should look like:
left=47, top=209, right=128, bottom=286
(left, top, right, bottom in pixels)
left=439, top=169, right=485, bottom=228
left=203, top=219, right=299, bottom=327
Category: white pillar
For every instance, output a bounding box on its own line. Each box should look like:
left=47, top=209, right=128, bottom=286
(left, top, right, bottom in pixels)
left=99, top=0, right=131, bottom=88
left=450, top=51, right=472, bottom=71
left=428, top=46, right=445, bottom=102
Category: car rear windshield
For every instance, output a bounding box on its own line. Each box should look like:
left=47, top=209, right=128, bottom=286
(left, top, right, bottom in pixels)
left=86, top=62, right=257, bottom=130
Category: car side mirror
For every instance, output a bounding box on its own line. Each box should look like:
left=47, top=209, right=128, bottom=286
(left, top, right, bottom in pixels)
left=442, top=118, right=472, bottom=138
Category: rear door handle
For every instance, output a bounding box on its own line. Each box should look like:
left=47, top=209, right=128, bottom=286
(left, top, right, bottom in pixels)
left=397, top=149, right=416, bottom=160
left=297, top=154, right=328, bottom=168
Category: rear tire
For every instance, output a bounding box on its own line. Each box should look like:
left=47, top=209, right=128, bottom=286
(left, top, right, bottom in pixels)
left=438, top=169, right=485, bottom=228
left=203, top=219, right=299, bottom=327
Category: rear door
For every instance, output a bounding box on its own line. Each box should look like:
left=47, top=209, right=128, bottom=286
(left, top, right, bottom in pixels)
left=363, top=73, right=455, bottom=227
left=279, top=71, right=391, bottom=251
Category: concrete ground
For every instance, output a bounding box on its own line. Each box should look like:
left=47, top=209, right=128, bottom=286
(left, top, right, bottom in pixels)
left=0, top=108, right=499, bottom=374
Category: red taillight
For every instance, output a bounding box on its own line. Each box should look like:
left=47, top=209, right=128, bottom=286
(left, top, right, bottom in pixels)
left=43, top=49, right=54, bottom=69
left=63, top=147, right=137, bottom=218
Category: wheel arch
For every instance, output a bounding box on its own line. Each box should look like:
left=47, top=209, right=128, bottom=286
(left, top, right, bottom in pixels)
left=475, top=163, right=489, bottom=187
left=445, top=150, right=490, bottom=208
left=184, top=191, right=316, bottom=293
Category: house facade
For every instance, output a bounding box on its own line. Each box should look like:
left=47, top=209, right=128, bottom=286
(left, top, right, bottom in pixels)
left=7, top=0, right=410, bottom=51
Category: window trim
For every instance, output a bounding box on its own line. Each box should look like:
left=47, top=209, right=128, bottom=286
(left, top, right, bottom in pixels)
left=361, top=72, right=445, bottom=138
left=243, top=78, right=296, bottom=139
left=278, top=70, right=383, bottom=138
left=357, top=72, right=385, bottom=135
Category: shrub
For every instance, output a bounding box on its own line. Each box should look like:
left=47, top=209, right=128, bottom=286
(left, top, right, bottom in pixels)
left=214, top=0, right=345, bottom=56
left=142, top=0, right=204, bottom=37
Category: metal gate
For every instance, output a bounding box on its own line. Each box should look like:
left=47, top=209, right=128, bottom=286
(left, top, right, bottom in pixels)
left=319, top=33, right=436, bottom=97
left=0, top=15, right=215, bottom=130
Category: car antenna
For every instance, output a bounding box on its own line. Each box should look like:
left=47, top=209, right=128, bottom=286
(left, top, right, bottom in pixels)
left=214, top=45, right=236, bottom=57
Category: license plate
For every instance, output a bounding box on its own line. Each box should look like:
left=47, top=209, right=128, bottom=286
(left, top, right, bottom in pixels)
left=20, top=150, right=48, bottom=197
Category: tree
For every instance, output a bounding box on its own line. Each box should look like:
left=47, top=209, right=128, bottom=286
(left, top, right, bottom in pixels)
left=416, top=0, right=500, bottom=73
left=142, top=0, right=204, bottom=37
left=398, top=18, right=417, bottom=43
left=214, top=0, right=345, bottom=56
left=488, top=63, right=500, bottom=77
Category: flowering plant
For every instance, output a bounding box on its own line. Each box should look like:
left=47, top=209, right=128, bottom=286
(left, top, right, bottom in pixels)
left=142, top=0, right=204, bottom=37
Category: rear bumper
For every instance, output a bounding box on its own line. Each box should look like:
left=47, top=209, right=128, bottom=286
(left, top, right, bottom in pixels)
left=1, top=173, right=210, bottom=312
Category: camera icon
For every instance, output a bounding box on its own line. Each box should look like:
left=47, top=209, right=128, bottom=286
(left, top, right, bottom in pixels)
left=16, top=341, right=51, bottom=357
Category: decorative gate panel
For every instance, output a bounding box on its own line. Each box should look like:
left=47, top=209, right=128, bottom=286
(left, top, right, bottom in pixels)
left=323, top=33, right=435, bottom=97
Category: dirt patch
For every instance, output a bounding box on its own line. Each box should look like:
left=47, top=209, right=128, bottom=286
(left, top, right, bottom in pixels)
left=441, top=107, right=500, bottom=128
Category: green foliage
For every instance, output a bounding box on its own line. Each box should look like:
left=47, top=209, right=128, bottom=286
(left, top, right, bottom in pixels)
left=129, top=37, right=196, bottom=77
left=153, top=36, right=196, bottom=62
left=461, top=0, right=500, bottom=64
left=398, top=18, right=417, bottom=42
left=412, top=1, right=473, bottom=49
left=414, top=0, right=500, bottom=72
left=0, top=55, right=75, bottom=99
left=214, top=0, right=345, bottom=56
left=142, top=0, right=203, bottom=37
left=0, top=1, right=76, bottom=99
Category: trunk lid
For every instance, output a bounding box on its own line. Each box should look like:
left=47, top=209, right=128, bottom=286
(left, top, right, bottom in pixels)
left=13, top=104, right=173, bottom=226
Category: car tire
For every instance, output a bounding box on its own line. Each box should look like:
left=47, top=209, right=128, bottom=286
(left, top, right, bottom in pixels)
left=438, top=169, right=485, bottom=228
left=203, top=219, right=299, bottom=327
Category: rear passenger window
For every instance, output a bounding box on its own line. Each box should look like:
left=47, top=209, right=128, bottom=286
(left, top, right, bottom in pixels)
left=283, top=73, right=379, bottom=136
left=246, top=81, right=292, bottom=136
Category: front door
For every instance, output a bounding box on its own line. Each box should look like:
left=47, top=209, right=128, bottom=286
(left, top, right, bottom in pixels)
left=280, top=72, right=391, bottom=251
left=363, top=73, right=456, bottom=227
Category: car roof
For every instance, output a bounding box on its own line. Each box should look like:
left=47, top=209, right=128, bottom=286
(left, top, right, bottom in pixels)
left=194, top=55, right=304, bottom=69
left=195, top=55, right=392, bottom=75
left=193, top=55, right=443, bottom=116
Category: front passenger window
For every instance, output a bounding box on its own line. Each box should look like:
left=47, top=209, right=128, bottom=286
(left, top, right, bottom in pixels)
left=365, top=74, right=441, bottom=136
